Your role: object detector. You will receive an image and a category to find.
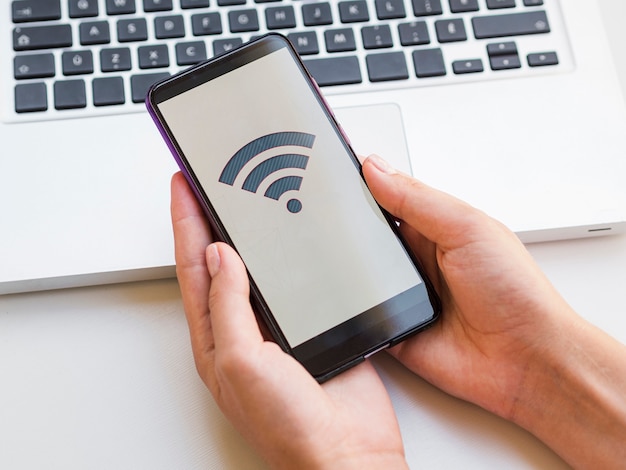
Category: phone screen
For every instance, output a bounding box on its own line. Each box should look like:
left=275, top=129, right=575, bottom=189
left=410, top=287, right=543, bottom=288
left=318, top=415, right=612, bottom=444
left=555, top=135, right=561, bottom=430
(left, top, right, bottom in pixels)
left=149, top=35, right=438, bottom=379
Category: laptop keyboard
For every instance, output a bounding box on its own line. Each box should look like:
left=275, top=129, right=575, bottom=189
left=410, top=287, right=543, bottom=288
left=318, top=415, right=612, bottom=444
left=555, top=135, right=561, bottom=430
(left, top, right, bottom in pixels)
left=9, top=0, right=569, bottom=121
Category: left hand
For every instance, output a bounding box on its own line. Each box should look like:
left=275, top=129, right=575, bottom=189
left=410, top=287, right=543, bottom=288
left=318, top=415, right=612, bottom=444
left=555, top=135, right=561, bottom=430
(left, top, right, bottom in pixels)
left=171, top=172, right=408, bottom=470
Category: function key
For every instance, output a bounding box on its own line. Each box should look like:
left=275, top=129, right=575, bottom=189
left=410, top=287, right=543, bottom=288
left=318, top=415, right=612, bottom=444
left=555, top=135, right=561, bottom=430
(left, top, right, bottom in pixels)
left=12, top=0, right=61, bottom=23
left=339, top=1, right=370, bottom=23
left=68, top=0, right=99, bottom=18
left=15, top=82, right=48, bottom=113
left=181, top=0, right=210, bottom=7
left=14, top=53, right=55, bottom=79
left=302, top=3, right=333, bottom=26
left=143, top=0, right=173, bottom=11
left=13, top=25, right=72, bottom=51
left=412, top=0, right=443, bottom=17
left=449, top=0, right=479, bottom=13
left=375, top=0, right=406, bottom=20
left=528, top=51, right=558, bottom=66
left=106, top=0, right=136, bottom=15
left=486, top=0, right=516, bottom=8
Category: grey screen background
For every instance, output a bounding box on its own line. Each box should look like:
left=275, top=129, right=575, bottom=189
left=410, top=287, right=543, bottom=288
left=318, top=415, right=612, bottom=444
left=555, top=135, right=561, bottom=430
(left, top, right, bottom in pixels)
left=158, top=47, right=423, bottom=347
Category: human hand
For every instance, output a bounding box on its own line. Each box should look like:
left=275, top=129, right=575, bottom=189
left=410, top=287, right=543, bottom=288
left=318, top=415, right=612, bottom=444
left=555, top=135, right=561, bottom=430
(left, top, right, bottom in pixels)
left=362, top=155, right=626, bottom=469
left=170, top=172, right=408, bottom=470
left=361, top=155, right=575, bottom=419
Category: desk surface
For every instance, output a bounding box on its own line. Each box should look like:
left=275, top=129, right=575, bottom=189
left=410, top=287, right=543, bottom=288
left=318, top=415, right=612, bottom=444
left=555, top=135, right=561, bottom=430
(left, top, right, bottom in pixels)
left=2, top=1, right=626, bottom=468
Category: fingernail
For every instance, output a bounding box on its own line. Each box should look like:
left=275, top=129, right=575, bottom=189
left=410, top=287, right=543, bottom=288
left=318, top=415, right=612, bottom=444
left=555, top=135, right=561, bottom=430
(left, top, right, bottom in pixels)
left=367, top=154, right=396, bottom=175
left=207, top=243, right=221, bottom=277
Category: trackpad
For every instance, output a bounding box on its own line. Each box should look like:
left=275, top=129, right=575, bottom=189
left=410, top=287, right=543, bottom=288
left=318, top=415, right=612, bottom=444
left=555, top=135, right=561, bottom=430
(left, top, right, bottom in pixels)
left=334, top=103, right=412, bottom=175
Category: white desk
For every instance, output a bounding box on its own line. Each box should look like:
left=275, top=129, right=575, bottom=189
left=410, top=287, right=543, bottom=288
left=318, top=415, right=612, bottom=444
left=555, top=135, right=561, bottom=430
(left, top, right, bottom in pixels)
left=2, top=1, right=625, bottom=468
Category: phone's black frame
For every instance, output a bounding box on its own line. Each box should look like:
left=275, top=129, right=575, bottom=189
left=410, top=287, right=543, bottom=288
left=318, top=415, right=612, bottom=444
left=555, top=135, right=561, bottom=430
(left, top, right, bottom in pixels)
left=147, top=33, right=441, bottom=382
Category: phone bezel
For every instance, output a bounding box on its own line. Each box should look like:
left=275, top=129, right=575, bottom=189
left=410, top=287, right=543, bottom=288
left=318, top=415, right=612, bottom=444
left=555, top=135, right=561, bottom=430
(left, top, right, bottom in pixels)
left=146, top=33, right=440, bottom=382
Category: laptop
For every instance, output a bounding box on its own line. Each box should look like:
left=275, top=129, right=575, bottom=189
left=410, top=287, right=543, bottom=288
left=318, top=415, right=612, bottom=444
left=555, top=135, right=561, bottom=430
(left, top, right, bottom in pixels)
left=2, top=0, right=625, bottom=294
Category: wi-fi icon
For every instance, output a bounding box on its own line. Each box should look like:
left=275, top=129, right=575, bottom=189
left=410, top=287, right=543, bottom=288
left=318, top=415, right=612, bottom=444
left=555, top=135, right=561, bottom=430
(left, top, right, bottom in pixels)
left=219, top=131, right=315, bottom=213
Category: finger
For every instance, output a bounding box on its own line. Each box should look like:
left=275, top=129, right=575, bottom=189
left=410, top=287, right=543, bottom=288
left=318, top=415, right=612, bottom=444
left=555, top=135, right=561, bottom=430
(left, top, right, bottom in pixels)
left=206, top=242, right=265, bottom=353
left=170, top=172, right=215, bottom=361
left=362, top=155, right=489, bottom=248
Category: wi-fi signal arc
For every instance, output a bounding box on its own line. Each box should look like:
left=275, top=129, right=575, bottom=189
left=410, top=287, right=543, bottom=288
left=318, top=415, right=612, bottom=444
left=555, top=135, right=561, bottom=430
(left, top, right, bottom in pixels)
left=219, top=131, right=315, bottom=214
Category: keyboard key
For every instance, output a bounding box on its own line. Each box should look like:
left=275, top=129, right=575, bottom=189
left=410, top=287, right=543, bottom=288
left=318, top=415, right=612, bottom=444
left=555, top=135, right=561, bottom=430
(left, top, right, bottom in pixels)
left=131, top=72, right=169, bottom=103
left=375, top=0, right=406, bottom=20
left=412, top=0, right=443, bottom=16
left=101, top=48, right=132, bottom=72
left=489, top=54, right=520, bottom=70
left=181, top=0, right=210, bottom=7
left=54, top=79, right=87, bottom=109
left=155, top=15, right=185, bottom=39
left=449, top=0, right=479, bottom=13
left=339, top=1, right=370, bottom=23
left=106, top=0, right=136, bottom=15
left=366, top=52, right=408, bottom=82
left=325, top=28, right=357, bottom=52
left=15, top=82, right=48, bottom=113
left=93, top=77, right=125, bottom=106
left=413, top=48, right=446, bottom=77
left=287, top=32, right=320, bottom=55
left=362, top=25, right=393, bottom=49
left=303, top=56, right=362, bottom=86
left=527, top=51, right=558, bottom=66
left=192, top=13, right=223, bottom=36
left=266, top=6, right=297, bottom=30
left=472, top=11, right=550, bottom=39
left=68, top=0, right=99, bottom=18
left=487, top=41, right=517, bottom=56
left=302, top=3, right=333, bottom=26
left=523, top=0, right=543, bottom=5
left=62, top=50, right=94, bottom=75
left=176, top=41, right=208, bottom=65
left=229, top=9, right=260, bottom=33
left=144, top=0, right=173, bottom=11
left=14, top=54, right=55, bottom=79
left=12, top=0, right=61, bottom=23
left=452, top=59, right=483, bottom=74
left=486, top=0, right=516, bottom=9
left=218, top=0, right=245, bottom=4
left=435, top=19, right=467, bottom=43
left=398, top=21, right=430, bottom=46
left=13, top=25, right=72, bottom=51
left=79, top=21, right=111, bottom=45
left=213, top=38, right=244, bottom=56
left=138, top=45, right=170, bottom=68
left=117, top=18, right=149, bottom=42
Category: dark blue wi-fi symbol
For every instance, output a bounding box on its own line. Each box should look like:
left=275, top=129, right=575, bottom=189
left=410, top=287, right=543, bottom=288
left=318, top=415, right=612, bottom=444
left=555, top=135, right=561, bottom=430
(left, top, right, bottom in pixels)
left=219, top=131, right=315, bottom=213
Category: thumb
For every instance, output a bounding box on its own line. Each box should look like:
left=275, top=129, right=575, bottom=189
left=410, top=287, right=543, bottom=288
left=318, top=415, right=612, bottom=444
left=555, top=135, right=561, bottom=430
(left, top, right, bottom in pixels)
left=206, top=242, right=264, bottom=352
left=362, top=154, right=486, bottom=247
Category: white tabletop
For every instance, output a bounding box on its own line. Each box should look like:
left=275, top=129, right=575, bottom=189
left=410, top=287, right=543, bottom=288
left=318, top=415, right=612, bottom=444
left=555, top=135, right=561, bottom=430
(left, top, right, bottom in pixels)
left=2, top=1, right=626, bottom=468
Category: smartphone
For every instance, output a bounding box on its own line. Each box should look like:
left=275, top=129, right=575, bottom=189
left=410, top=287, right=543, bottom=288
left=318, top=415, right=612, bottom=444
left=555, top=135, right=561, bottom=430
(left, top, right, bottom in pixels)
left=146, top=33, right=440, bottom=382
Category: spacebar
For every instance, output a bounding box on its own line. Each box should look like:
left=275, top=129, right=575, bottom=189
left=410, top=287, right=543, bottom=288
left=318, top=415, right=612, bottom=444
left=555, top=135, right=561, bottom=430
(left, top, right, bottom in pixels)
left=303, top=56, right=362, bottom=87
left=472, top=11, right=550, bottom=39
